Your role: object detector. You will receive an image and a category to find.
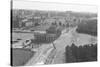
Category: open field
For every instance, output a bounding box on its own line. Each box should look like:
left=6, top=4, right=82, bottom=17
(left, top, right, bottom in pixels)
left=12, top=48, right=35, bottom=66
left=12, top=32, right=34, bottom=41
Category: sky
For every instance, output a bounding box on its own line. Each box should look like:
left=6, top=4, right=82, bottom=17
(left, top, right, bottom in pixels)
left=12, top=0, right=98, bottom=13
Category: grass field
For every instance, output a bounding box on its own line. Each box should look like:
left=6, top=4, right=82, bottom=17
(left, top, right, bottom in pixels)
left=12, top=48, right=35, bottom=66
left=12, top=32, right=34, bottom=41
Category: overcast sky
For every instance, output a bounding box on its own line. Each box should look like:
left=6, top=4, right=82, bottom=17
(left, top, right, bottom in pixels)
left=13, top=0, right=97, bottom=13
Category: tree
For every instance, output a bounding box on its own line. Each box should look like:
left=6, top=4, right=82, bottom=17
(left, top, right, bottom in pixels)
left=59, top=22, right=62, bottom=26
left=65, top=43, right=97, bottom=62
left=34, top=22, right=40, bottom=26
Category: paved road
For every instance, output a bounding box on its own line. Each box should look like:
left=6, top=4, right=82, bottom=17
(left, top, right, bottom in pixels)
left=25, top=28, right=75, bottom=65
left=25, top=27, right=97, bottom=65
left=25, top=44, right=54, bottom=65
left=51, top=27, right=97, bottom=64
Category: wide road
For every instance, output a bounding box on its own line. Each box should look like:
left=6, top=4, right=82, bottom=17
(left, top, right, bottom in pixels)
left=52, top=27, right=97, bottom=64
left=25, top=27, right=97, bottom=65
left=25, top=43, right=54, bottom=65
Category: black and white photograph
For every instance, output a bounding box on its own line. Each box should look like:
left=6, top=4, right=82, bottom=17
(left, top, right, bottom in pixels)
left=11, top=0, right=97, bottom=66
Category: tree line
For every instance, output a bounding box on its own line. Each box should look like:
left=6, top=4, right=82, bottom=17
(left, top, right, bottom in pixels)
left=65, top=43, right=97, bottom=63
